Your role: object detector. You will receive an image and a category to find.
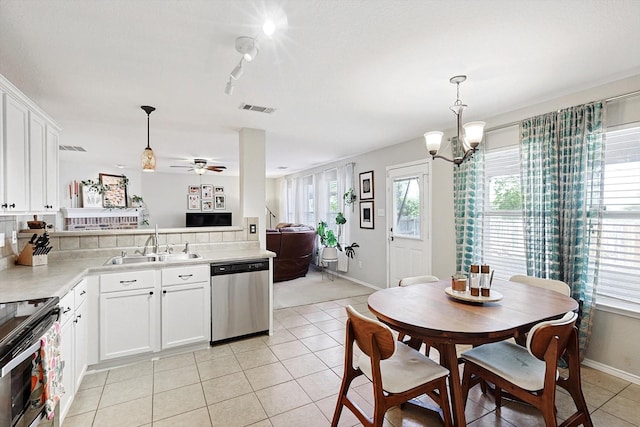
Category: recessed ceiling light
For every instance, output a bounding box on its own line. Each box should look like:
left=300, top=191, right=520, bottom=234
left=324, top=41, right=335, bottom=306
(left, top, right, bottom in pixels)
left=115, top=164, right=126, bottom=169
left=277, top=166, right=288, bottom=170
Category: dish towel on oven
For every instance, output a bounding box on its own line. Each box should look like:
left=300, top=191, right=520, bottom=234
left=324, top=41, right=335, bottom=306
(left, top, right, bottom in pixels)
left=31, top=321, right=64, bottom=420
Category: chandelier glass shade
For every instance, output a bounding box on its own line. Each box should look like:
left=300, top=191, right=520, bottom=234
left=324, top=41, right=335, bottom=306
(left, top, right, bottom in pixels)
left=141, top=105, right=156, bottom=172
left=425, top=75, right=485, bottom=166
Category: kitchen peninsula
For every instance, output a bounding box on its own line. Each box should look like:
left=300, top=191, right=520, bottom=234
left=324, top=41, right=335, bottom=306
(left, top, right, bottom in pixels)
left=1, top=222, right=274, bottom=424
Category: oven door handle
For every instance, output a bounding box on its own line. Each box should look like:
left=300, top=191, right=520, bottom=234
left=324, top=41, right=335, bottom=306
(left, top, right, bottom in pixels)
left=0, top=340, right=41, bottom=378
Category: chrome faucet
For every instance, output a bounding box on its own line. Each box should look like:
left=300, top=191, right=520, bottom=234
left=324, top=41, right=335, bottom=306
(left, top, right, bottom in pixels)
left=142, top=224, right=160, bottom=256
left=154, top=224, right=160, bottom=254
left=183, top=242, right=190, bottom=254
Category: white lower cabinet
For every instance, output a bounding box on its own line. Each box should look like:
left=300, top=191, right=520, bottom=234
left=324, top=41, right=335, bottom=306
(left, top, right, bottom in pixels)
left=58, top=278, right=88, bottom=424
left=98, top=265, right=210, bottom=361
left=161, top=265, right=210, bottom=349
left=99, top=270, right=158, bottom=360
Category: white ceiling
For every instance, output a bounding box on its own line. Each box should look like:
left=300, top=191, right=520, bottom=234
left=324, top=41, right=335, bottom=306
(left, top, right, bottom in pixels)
left=1, top=0, right=639, bottom=177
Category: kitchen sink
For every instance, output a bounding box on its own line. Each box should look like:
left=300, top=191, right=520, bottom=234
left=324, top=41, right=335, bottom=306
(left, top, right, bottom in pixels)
left=105, top=253, right=202, bottom=265
left=156, top=253, right=202, bottom=261
left=106, top=255, right=157, bottom=265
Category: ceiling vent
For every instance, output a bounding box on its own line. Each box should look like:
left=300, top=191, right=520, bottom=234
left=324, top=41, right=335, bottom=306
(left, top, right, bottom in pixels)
left=59, top=145, right=87, bottom=152
left=239, top=103, right=276, bottom=114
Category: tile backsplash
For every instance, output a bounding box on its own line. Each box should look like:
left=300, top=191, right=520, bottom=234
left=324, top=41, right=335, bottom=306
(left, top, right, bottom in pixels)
left=0, top=216, right=17, bottom=271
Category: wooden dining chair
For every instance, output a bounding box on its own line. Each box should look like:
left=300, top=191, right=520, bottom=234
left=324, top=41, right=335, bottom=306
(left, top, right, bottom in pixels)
left=331, top=305, right=453, bottom=427
left=509, top=275, right=571, bottom=296
left=396, top=275, right=439, bottom=353
left=460, top=311, right=592, bottom=427
left=509, top=275, right=576, bottom=345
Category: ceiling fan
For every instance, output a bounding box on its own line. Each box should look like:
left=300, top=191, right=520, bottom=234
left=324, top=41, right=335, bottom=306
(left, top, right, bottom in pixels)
left=170, top=158, right=227, bottom=174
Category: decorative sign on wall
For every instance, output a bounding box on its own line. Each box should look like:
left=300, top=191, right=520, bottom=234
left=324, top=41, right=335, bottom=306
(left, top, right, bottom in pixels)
left=188, top=194, right=200, bottom=210
left=188, top=184, right=225, bottom=211
left=359, top=171, right=374, bottom=200
left=201, top=184, right=213, bottom=199
left=215, top=195, right=226, bottom=210
left=99, top=173, right=128, bottom=208
left=360, top=201, right=374, bottom=229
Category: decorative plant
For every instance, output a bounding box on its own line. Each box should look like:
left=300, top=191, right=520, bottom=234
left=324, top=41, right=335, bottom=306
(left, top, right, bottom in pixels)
left=81, top=179, right=107, bottom=194
left=130, top=195, right=144, bottom=206
left=343, top=242, right=359, bottom=259
left=343, top=188, right=357, bottom=207
left=317, top=221, right=340, bottom=249
left=317, top=217, right=360, bottom=259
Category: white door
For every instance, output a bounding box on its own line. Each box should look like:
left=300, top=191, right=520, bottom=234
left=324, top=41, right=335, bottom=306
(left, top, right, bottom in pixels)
left=387, top=162, right=431, bottom=287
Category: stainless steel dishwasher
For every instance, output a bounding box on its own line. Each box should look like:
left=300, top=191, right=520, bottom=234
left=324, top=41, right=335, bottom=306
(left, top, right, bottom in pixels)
left=210, top=259, right=270, bottom=344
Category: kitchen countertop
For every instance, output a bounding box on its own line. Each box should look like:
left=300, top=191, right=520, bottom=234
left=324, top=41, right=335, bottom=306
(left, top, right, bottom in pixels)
left=0, top=248, right=274, bottom=302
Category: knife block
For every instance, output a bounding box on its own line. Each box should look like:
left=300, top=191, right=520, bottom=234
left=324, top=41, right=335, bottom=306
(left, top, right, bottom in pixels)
left=16, top=243, right=48, bottom=266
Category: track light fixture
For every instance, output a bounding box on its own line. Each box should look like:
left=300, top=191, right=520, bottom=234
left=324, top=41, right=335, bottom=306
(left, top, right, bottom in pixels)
left=230, top=60, right=244, bottom=80
left=235, top=36, right=259, bottom=61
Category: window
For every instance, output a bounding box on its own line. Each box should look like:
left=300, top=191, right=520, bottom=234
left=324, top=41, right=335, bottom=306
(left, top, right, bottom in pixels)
left=393, top=176, right=421, bottom=238
left=591, top=124, right=640, bottom=305
left=302, top=175, right=315, bottom=226
left=483, top=147, right=527, bottom=280
left=325, top=168, right=339, bottom=233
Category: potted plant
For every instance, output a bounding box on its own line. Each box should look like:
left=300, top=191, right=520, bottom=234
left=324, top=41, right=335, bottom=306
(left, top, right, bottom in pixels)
left=343, top=188, right=357, bottom=210
left=130, top=195, right=145, bottom=208
left=317, top=217, right=360, bottom=261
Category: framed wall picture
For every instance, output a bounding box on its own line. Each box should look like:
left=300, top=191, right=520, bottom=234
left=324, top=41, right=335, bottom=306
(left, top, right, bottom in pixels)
left=188, top=185, right=200, bottom=195
left=214, top=186, right=224, bottom=195
left=214, top=195, right=226, bottom=210
left=201, top=184, right=213, bottom=199
left=360, top=201, right=374, bottom=229
left=188, top=194, right=200, bottom=210
left=99, top=173, right=128, bottom=207
left=359, top=171, right=374, bottom=200
left=202, top=200, right=213, bottom=211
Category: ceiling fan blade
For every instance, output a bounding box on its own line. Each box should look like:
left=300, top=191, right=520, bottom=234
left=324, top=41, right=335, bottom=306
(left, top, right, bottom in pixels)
left=207, top=166, right=226, bottom=172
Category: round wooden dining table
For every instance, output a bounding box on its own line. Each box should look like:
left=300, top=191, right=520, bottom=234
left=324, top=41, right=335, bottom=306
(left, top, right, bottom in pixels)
left=367, top=278, right=579, bottom=427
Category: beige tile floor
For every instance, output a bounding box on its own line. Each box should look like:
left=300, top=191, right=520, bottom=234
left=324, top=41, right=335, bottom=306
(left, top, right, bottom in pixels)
left=63, top=295, right=640, bottom=426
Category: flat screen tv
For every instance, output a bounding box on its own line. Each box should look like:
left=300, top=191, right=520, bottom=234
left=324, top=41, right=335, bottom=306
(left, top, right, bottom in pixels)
left=186, top=212, right=232, bottom=227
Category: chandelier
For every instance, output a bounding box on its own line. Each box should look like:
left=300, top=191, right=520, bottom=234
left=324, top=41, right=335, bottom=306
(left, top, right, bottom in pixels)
left=424, top=75, right=485, bottom=166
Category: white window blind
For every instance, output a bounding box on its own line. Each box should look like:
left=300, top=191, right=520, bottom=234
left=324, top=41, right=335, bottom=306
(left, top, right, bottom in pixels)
left=483, top=147, right=527, bottom=280
left=592, top=124, right=640, bottom=305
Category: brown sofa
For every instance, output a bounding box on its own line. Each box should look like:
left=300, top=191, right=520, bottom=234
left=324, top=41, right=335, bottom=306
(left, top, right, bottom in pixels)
left=267, top=223, right=317, bottom=282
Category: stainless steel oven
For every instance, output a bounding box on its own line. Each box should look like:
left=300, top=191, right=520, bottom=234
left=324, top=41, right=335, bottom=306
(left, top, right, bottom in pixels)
left=0, top=297, right=59, bottom=427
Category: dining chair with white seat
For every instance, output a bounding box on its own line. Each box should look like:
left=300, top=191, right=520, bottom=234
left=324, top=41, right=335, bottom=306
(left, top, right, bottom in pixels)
left=331, top=305, right=453, bottom=427
left=460, top=311, right=592, bottom=427
left=509, top=274, right=571, bottom=296
left=396, top=275, right=439, bottom=354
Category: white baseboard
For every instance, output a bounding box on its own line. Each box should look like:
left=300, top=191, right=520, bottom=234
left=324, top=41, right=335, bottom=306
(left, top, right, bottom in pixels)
left=337, top=274, right=381, bottom=291
left=582, top=358, right=640, bottom=385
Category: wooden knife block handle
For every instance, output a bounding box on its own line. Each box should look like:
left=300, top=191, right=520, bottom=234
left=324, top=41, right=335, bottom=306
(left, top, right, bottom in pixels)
left=16, top=243, right=48, bottom=266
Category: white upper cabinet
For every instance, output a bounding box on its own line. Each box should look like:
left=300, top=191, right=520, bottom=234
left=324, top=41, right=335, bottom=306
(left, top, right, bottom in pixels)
left=2, top=93, right=29, bottom=211
left=0, top=73, right=61, bottom=214
left=45, top=126, right=59, bottom=210
left=28, top=112, right=46, bottom=210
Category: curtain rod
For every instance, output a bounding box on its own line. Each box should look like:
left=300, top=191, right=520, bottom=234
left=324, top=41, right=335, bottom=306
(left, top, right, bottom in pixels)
left=485, top=88, right=640, bottom=134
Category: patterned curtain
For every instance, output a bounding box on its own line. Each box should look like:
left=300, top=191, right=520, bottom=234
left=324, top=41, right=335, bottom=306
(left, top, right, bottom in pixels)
left=520, top=101, right=605, bottom=357
left=453, top=138, right=485, bottom=274
left=557, top=102, right=605, bottom=355
left=520, top=112, right=560, bottom=278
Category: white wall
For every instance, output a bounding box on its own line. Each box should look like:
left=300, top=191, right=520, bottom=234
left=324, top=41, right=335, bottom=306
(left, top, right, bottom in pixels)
left=141, top=172, right=239, bottom=228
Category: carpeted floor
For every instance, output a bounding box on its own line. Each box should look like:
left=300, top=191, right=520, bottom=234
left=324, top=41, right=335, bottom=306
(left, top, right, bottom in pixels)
left=273, top=268, right=375, bottom=309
